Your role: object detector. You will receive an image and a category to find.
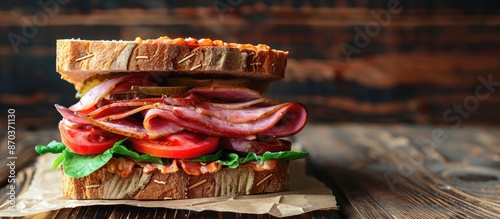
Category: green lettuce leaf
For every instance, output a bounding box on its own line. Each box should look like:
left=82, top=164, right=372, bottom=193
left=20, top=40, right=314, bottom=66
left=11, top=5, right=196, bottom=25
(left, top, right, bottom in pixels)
left=36, top=138, right=309, bottom=178
left=109, top=139, right=162, bottom=164
left=186, top=149, right=223, bottom=162
left=35, top=140, right=66, bottom=154
left=219, top=151, right=309, bottom=168
left=51, top=153, right=65, bottom=170
left=62, top=149, right=113, bottom=178
left=37, top=138, right=162, bottom=178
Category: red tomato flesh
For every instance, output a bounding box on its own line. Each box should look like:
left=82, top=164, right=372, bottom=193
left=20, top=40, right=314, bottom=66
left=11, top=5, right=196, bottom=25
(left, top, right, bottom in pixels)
left=59, top=121, right=122, bottom=155
left=131, top=132, right=219, bottom=158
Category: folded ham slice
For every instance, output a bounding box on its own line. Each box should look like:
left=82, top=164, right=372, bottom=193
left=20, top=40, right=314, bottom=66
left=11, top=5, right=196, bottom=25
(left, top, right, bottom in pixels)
left=56, top=74, right=308, bottom=141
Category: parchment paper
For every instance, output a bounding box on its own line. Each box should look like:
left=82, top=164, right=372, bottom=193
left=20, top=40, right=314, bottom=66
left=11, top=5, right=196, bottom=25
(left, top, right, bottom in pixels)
left=0, top=153, right=337, bottom=217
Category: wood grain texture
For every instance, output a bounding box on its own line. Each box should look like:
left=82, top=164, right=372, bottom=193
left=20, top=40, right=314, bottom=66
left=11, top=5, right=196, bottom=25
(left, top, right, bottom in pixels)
left=0, top=129, right=60, bottom=187
left=2, top=124, right=499, bottom=218
left=295, top=123, right=500, bottom=218
left=3, top=5, right=500, bottom=125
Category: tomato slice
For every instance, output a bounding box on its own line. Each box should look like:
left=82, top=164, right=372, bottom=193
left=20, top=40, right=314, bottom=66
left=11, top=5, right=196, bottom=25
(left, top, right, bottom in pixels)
left=131, top=132, right=219, bottom=158
left=59, top=121, right=122, bottom=155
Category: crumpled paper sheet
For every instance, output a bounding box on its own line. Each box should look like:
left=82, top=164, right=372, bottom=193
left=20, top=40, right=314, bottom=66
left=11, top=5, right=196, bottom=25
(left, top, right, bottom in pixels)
left=0, top=153, right=337, bottom=217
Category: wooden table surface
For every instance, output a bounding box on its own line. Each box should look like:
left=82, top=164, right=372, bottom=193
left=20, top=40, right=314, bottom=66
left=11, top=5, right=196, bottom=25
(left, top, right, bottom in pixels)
left=1, top=123, right=499, bottom=218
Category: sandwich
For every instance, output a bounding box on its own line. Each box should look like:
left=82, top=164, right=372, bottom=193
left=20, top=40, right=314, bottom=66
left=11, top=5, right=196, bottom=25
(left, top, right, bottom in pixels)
left=35, top=36, right=309, bottom=200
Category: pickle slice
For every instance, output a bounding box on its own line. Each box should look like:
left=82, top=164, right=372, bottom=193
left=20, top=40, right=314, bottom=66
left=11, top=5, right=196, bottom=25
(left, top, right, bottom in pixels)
left=165, top=77, right=249, bottom=88
left=77, top=75, right=252, bottom=98
left=165, top=78, right=213, bottom=87
left=76, top=78, right=107, bottom=98
left=212, top=78, right=249, bottom=87
left=131, top=86, right=190, bottom=96
left=76, top=73, right=127, bottom=98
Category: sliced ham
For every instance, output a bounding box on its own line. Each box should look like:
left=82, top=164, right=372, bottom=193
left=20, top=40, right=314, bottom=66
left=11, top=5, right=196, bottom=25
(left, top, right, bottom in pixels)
left=84, top=118, right=158, bottom=139
left=259, top=103, right=308, bottom=137
left=55, top=104, right=91, bottom=124
left=56, top=74, right=308, bottom=141
left=171, top=102, right=307, bottom=137
left=95, top=105, right=158, bottom=121
left=89, top=101, right=156, bottom=118
left=70, top=74, right=154, bottom=112
left=143, top=108, right=224, bottom=137
left=194, top=103, right=287, bottom=123
left=207, top=98, right=277, bottom=110
left=57, top=101, right=307, bottom=139
left=70, top=77, right=127, bottom=112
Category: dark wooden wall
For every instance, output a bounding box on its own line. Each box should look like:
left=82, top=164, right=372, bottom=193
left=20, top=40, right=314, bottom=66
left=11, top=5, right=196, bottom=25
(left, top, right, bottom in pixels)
left=1, top=0, right=500, bottom=128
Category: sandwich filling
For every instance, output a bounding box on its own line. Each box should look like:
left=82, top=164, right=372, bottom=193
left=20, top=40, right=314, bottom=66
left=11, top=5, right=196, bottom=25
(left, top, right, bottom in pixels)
left=36, top=73, right=308, bottom=178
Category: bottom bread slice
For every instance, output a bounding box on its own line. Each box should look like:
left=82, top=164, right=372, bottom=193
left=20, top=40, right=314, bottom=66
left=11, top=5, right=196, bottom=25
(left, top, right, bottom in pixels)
left=62, top=160, right=289, bottom=199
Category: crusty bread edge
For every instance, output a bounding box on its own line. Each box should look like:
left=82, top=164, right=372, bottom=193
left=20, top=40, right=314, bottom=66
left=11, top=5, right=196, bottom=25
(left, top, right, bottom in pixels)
left=62, top=160, right=289, bottom=200
left=56, top=39, right=288, bottom=91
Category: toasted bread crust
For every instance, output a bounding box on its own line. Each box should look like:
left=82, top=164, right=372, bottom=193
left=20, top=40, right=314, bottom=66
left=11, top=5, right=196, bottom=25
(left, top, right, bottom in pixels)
left=62, top=160, right=289, bottom=200
left=56, top=39, right=288, bottom=91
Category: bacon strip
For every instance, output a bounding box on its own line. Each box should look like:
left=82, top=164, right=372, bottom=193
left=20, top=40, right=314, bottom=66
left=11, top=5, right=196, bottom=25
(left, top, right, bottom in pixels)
left=178, top=160, right=221, bottom=176
left=107, top=157, right=136, bottom=178
left=240, top=160, right=277, bottom=171
left=106, top=157, right=276, bottom=178
left=139, top=160, right=179, bottom=174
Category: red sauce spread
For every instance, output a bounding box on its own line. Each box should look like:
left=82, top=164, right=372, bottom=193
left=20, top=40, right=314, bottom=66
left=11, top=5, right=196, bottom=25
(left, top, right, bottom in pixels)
left=136, top=36, right=273, bottom=52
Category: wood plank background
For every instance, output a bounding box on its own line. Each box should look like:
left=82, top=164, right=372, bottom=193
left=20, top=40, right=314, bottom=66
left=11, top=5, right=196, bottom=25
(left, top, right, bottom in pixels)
left=1, top=1, right=500, bottom=217
left=1, top=0, right=500, bottom=128
left=295, top=123, right=500, bottom=218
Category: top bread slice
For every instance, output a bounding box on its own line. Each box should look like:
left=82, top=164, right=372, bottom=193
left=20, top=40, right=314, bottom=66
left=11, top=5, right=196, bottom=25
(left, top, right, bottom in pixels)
left=56, top=39, right=288, bottom=91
